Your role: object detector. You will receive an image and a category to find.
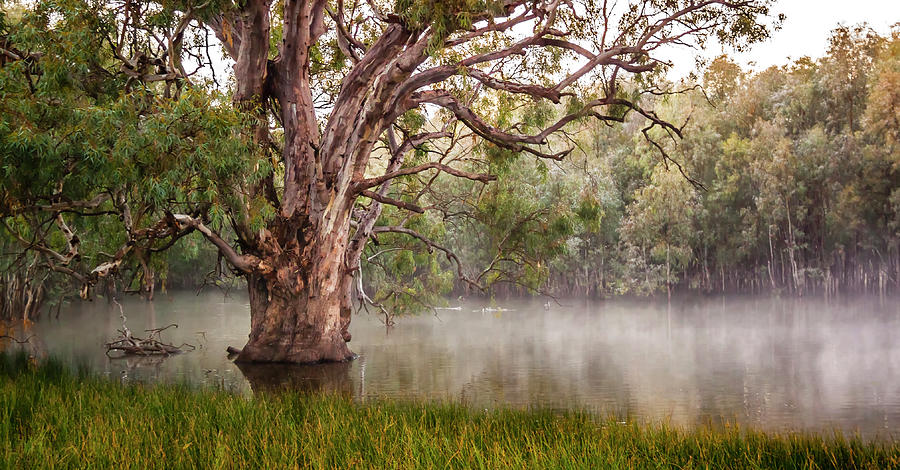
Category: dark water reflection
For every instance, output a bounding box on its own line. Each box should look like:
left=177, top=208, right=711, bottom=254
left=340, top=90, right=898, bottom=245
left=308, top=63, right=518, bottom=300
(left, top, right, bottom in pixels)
left=235, top=361, right=354, bottom=394
left=5, top=292, right=900, bottom=437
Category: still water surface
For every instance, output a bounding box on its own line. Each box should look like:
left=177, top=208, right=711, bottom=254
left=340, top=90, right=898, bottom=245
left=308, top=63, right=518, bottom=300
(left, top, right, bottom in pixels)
left=8, top=293, right=900, bottom=437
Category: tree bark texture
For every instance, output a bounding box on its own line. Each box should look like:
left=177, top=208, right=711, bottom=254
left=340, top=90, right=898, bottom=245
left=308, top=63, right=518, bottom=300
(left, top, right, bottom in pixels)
left=234, top=192, right=356, bottom=362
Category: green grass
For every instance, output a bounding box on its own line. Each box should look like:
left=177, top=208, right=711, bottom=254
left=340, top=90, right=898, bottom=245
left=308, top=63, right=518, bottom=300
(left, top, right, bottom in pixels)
left=1, top=353, right=898, bottom=469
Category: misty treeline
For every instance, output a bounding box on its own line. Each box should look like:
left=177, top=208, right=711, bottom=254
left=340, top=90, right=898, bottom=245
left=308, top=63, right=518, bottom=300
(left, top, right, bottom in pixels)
left=358, top=23, right=900, bottom=308
left=434, top=24, right=899, bottom=300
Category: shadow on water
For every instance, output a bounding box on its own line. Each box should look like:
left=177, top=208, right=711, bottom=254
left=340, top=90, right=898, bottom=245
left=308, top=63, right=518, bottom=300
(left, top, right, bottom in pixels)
left=234, top=359, right=353, bottom=395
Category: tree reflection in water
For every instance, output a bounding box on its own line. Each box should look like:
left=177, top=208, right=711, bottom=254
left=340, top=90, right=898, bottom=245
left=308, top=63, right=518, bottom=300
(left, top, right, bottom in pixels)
left=235, top=360, right=353, bottom=395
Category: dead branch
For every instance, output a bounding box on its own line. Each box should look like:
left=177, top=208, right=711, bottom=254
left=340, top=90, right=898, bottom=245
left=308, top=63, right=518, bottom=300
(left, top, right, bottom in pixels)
left=372, top=225, right=483, bottom=292
left=104, top=300, right=194, bottom=357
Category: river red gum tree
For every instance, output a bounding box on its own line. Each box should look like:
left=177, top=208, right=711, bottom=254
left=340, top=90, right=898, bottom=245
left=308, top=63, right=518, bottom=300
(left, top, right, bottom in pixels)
left=1, top=0, right=776, bottom=362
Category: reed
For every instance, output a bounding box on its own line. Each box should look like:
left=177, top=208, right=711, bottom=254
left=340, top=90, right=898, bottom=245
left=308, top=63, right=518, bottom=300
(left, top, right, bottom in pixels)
left=1, top=352, right=897, bottom=469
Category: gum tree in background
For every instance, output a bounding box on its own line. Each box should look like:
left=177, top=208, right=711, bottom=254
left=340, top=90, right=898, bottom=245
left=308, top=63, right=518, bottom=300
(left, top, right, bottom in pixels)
left=0, top=0, right=776, bottom=363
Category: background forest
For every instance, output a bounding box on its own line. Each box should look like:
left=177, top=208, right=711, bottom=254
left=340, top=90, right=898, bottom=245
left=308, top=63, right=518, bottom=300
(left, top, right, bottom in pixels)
left=1, top=14, right=898, bottom=319
left=367, top=23, right=900, bottom=308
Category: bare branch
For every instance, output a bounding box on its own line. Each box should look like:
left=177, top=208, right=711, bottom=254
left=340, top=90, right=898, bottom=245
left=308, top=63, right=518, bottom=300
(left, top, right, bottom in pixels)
left=358, top=190, right=424, bottom=214
left=372, top=226, right=482, bottom=291
left=352, top=162, right=495, bottom=193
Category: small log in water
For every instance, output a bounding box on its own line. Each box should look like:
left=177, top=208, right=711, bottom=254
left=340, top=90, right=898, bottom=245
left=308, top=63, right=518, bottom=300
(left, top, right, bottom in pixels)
left=105, top=301, right=194, bottom=357
left=105, top=332, right=186, bottom=356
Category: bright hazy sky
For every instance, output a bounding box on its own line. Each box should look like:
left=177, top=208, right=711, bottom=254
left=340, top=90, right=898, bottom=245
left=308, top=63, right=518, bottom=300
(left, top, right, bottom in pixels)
left=669, top=0, right=900, bottom=78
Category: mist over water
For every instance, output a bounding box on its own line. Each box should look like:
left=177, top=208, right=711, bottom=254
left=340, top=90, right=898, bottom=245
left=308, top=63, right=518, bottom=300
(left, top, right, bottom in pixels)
left=10, top=292, right=900, bottom=437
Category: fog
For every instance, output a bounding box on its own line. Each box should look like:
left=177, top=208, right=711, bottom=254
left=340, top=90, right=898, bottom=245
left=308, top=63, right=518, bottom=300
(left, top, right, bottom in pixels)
left=7, top=293, right=900, bottom=437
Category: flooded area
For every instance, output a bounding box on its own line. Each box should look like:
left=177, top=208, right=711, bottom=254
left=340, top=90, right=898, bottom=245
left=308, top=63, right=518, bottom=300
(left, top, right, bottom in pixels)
left=4, top=292, right=900, bottom=438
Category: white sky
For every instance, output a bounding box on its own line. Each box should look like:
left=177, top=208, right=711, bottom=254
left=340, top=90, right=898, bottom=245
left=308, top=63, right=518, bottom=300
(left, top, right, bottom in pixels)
left=668, top=0, right=900, bottom=79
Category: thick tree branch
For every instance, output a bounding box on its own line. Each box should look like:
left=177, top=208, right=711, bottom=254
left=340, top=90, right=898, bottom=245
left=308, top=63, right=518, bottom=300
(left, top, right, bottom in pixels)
left=326, top=1, right=364, bottom=62
left=358, top=190, right=424, bottom=214
left=205, top=11, right=243, bottom=59
left=171, top=214, right=263, bottom=274
left=10, top=193, right=111, bottom=215
left=352, top=162, right=495, bottom=193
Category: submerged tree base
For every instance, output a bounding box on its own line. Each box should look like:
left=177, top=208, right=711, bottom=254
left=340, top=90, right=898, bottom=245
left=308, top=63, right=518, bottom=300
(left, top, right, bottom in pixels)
left=2, top=353, right=899, bottom=469
left=234, top=341, right=356, bottom=365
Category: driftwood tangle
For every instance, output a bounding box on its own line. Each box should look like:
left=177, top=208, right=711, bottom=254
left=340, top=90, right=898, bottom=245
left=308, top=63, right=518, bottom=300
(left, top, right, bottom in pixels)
left=105, top=300, right=194, bottom=357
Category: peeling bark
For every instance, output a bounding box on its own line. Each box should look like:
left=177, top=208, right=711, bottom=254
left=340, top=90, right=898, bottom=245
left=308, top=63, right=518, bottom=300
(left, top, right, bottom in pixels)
left=237, top=226, right=355, bottom=363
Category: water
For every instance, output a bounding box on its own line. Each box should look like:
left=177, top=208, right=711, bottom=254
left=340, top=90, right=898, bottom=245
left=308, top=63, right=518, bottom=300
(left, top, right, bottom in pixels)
left=4, top=292, right=900, bottom=438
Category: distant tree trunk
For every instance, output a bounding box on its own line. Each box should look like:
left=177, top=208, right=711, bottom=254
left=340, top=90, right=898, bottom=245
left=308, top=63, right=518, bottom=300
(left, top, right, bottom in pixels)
left=703, top=244, right=711, bottom=292
left=665, top=243, right=671, bottom=300
left=721, top=264, right=725, bottom=293
left=895, top=245, right=900, bottom=291
left=785, top=197, right=802, bottom=295
left=136, top=249, right=155, bottom=301
left=1, top=263, right=46, bottom=321
left=767, top=225, right=777, bottom=290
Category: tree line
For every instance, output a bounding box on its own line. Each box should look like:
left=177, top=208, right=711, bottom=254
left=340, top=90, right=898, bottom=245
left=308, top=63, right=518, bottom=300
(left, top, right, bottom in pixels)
left=436, top=24, right=899, bottom=300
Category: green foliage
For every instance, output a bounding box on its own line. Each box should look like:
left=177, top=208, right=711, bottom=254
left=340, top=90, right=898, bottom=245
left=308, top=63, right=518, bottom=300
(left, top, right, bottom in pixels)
left=394, top=0, right=504, bottom=52
left=865, top=28, right=900, bottom=160
left=703, top=55, right=744, bottom=103
left=361, top=208, right=454, bottom=317
left=521, top=100, right=556, bottom=132
left=620, top=166, right=698, bottom=294
left=0, top=0, right=266, bottom=296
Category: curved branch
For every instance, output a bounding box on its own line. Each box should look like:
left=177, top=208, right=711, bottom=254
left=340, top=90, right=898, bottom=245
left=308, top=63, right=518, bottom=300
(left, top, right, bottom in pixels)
left=358, top=190, right=424, bottom=214
left=414, top=90, right=577, bottom=160
left=171, top=214, right=262, bottom=274
left=45, top=259, right=86, bottom=283
left=372, top=226, right=482, bottom=291
left=11, top=193, right=111, bottom=215
left=352, top=162, right=495, bottom=193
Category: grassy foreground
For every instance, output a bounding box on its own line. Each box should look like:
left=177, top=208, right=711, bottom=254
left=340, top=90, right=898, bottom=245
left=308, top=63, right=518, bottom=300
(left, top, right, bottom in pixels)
left=1, top=354, right=898, bottom=469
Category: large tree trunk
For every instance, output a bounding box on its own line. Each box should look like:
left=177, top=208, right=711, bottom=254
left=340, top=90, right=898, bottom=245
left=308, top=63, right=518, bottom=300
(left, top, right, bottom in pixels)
left=236, top=224, right=356, bottom=363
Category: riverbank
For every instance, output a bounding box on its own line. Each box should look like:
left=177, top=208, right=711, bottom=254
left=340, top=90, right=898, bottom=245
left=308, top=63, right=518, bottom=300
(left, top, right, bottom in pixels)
left=1, top=354, right=898, bottom=469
